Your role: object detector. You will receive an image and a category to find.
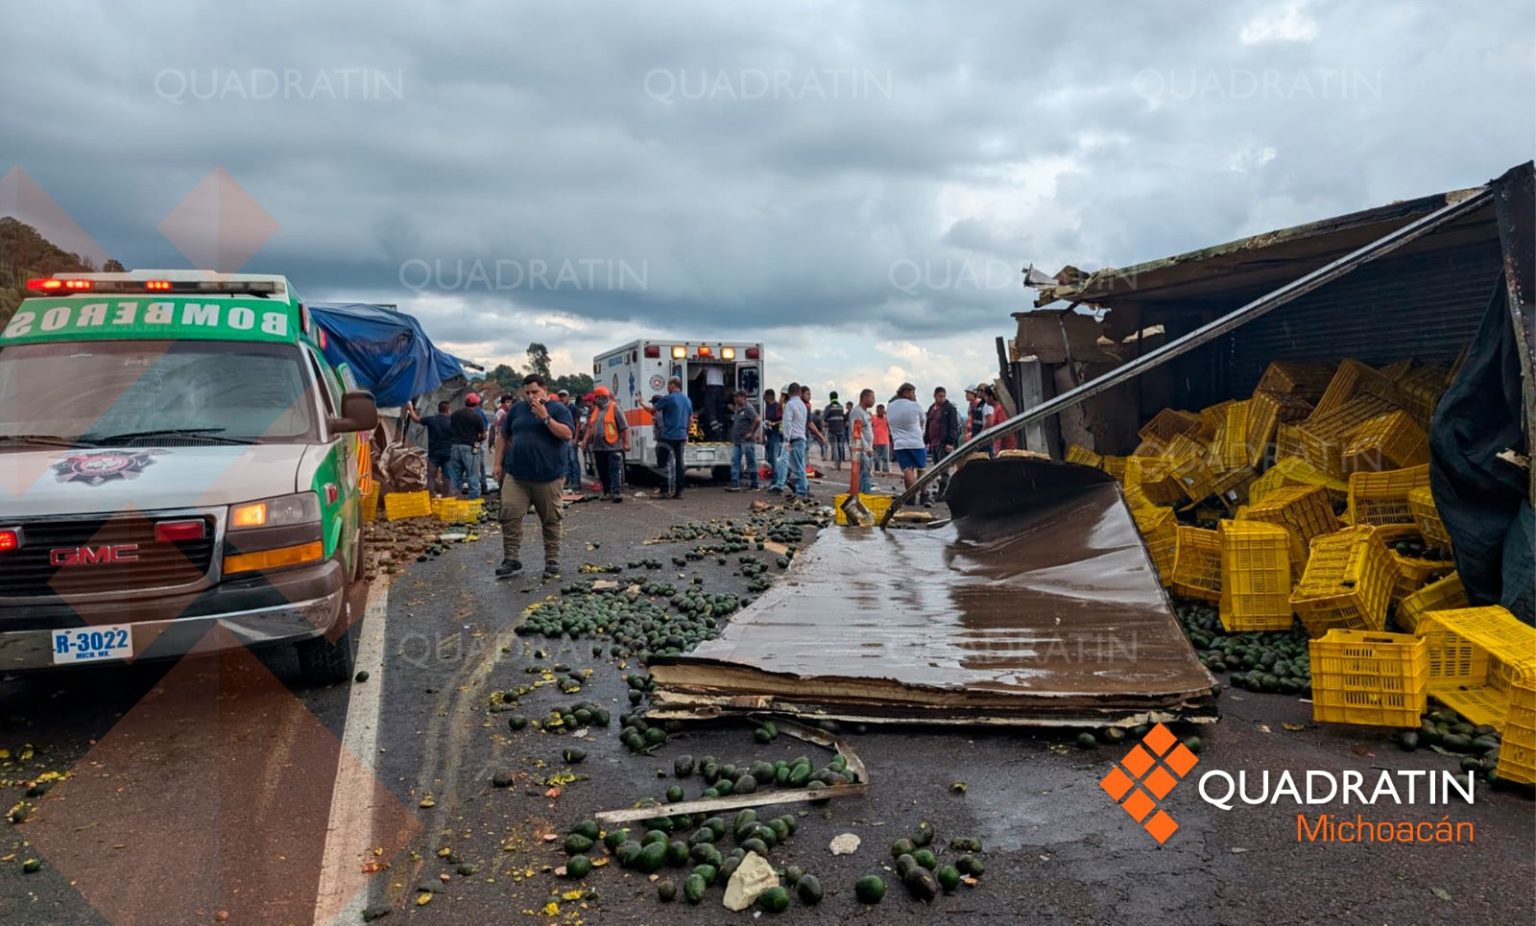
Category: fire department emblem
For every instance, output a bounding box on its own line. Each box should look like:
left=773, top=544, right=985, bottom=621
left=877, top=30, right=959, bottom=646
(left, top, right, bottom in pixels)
left=53, top=450, right=164, bottom=486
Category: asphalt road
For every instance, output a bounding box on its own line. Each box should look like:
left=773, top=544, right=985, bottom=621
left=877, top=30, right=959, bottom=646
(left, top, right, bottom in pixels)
left=1, top=466, right=1531, bottom=926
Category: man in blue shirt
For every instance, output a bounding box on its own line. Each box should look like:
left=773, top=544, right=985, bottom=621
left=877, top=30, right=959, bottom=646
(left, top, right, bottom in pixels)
left=492, top=374, right=575, bottom=578
left=637, top=376, right=692, bottom=499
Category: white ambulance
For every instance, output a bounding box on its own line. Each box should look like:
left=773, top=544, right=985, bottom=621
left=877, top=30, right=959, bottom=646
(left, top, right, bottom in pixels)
left=592, top=339, right=765, bottom=479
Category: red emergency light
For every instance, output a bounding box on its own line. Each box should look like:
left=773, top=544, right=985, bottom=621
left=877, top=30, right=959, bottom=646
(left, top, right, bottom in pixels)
left=697, top=345, right=712, bottom=357
left=25, top=279, right=93, bottom=292
left=746, top=347, right=761, bottom=359
left=644, top=345, right=660, bottom=358
left=0, top=527, right=21, bottom=552
left=144, top=280, right=173, bottom=291
left=154, top=520, right=206, bottom=543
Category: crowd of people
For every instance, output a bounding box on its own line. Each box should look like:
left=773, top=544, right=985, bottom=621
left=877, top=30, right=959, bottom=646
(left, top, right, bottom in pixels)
left=408, top=373, right=1012, bottom=580
left=757, top=380, right=1014, bottom=501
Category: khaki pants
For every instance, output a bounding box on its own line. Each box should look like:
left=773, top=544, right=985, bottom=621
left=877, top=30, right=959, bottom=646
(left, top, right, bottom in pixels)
left=499, top=477, right=563, bottom=563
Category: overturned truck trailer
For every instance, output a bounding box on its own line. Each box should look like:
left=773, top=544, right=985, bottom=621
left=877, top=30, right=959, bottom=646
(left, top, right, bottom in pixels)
left=649, top=455, right=1218, bottom=727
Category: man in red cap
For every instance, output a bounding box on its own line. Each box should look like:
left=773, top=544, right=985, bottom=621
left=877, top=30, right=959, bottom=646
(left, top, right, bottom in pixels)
left=582, top=385, right=629, bottom=501
left=445, top=392, right=486, bottom=499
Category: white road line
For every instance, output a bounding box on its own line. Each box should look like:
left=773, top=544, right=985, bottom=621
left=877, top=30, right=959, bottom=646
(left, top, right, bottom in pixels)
left=313, top=582, right=391, bottom=926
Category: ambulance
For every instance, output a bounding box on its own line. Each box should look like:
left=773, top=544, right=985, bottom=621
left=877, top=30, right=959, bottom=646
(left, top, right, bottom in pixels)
left=0, top=271, right=377, bottom=684
left=592, top=339, right=765, bottom=479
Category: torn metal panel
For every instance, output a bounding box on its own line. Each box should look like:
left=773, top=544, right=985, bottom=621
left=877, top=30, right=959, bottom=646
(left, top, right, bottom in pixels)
left=1034, top=185, right=1490, bottom=308
left=885, top=186, right=1498, bottom=523
left=650, top=457, right=1215, bottom=726
left=593, top=722, right=866, bottom=824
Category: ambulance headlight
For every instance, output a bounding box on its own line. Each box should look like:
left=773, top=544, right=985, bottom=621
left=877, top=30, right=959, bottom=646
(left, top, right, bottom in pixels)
left=230, top=492, right=321, bottom=529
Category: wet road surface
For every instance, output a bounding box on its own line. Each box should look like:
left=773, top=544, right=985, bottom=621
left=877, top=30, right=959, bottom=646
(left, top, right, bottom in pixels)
left=0, top=469, right=1530, bottom=925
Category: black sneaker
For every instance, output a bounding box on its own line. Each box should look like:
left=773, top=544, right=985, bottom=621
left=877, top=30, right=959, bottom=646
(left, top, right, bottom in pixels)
left=544, top=561, right=560, bottom=576
left=611, top=495, right=623, bottom=503
left=495, top=559, right=522, bottom=579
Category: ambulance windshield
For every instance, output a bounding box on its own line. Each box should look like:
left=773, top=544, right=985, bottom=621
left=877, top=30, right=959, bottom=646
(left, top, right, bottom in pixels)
left=0, top=340, right=317, bottom=446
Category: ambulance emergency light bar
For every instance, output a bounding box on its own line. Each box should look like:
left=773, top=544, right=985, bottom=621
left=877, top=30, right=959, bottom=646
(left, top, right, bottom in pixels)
left=26, top=278, right=282, bottom=296
left=654, top=344, right=761, bottom=360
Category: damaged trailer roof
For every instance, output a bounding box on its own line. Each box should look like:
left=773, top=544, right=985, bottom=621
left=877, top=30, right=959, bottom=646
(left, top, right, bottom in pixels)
left=648, top=456, right=1217, bottom=727
left=1034, top=185, right=1494, bottom=309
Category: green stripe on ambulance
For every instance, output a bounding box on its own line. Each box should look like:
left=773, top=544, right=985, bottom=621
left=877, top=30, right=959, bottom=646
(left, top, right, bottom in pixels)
left=1, top=297, right=299, bottom=344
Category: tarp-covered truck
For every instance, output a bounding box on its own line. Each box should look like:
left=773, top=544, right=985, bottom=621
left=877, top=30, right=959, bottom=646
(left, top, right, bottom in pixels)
left=594, top=338, right=765, bottom=479
left=0, top=271, right=378, bottom=684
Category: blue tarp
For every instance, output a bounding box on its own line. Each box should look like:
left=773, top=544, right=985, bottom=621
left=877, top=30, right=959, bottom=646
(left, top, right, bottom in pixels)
left=308, top=302, right=466, bottom=407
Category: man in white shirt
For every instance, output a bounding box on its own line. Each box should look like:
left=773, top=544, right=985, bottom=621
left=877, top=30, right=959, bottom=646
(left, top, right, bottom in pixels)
left=777, top=381, right=812, bottom=499
left=886, top=382, right=926, bottom=492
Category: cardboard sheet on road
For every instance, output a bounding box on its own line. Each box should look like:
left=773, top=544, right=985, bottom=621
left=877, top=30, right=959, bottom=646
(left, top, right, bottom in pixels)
left=649, top=456, right=1216, bottom=726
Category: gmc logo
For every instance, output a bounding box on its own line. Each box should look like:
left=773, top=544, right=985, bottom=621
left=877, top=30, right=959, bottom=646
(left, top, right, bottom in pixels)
left=50, top=544, right=139, bottom=567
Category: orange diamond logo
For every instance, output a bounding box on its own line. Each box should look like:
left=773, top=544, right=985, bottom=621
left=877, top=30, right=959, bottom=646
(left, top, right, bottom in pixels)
left=158, top=167, right=279, bottom=272
left=1100, top=724, right=1199, bottom=844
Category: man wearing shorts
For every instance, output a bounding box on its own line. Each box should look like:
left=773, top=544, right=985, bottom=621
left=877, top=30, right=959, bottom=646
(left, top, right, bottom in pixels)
left=886, top=382, right=926, bottom=492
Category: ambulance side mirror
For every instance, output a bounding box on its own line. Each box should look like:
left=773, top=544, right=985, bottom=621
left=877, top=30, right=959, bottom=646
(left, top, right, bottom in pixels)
left=329, top=390, right=379, bottom=434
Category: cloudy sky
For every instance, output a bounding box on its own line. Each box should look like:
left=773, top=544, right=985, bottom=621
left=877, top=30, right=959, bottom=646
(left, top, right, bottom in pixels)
left=2, top=0, right=1532, bottom=398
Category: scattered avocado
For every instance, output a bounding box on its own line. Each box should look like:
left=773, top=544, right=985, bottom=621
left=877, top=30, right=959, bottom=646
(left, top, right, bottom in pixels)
left=758, top=886, right=791, bottom=913
left=855, top=875, right=887, bottom=904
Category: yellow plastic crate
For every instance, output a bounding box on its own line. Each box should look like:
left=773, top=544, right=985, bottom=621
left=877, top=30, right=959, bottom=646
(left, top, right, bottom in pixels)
left=1499, top=680, right=1536, bottom=785
left=1213, top=401, right=1253, bottom=472
left=1170, top=526, right=1222, bottom=603
left=1100, top=455, right=1127, bottom=479
left=1133, top=505, right=1178, bottom=587
left=438, top=498, right=484, bottom=523
left=1371, top=524, right=1454, bottom=600
left=360, top=485, right=380, bottom=523
left=1395, top=572, right=1467, bottom=632
left=1138, top=408, right=1203, bottom=443
left=1133, top=434, right=1169, bottom=459
left=1309, top=630, right=1429, bottom=728
left=1311, top=359, right=1399, bottom=419
left=1342, top=411, right=1429, bottom=474
left=1124, top=455, right=1185, bottom=506
left=1241, top=485, right=1340, bottom=579
left=833, top=493, right=894, bottom=525
left=1164, top=433, right=1216, bottom=499
left=1298, top=395, right=1398, bottom=477
left=1198, top=400, right=1236, bottom=438
left=1407, top=485, right=1452, bottom=550
left=1290, top=527, right=1394, bottom=637
left=1065, top=444, right=1102, bottom=468
left=1347, top=464, right=1430, bottom=526
left=1218, top=520, right=1293, bottom=632
left=1416, top=605, right=1536, bottom=732
left=1274, top=422, right=1305, bottom=461
left=384, top=490, right=433, bottom=521
left=1257, top=360, right=1335, bottom=401
left=1396, top=365, right=1450, bottom=426
left=1249, top=456, right=1348, bottom=506
left=1245, top=389, right=1314, bottom=469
